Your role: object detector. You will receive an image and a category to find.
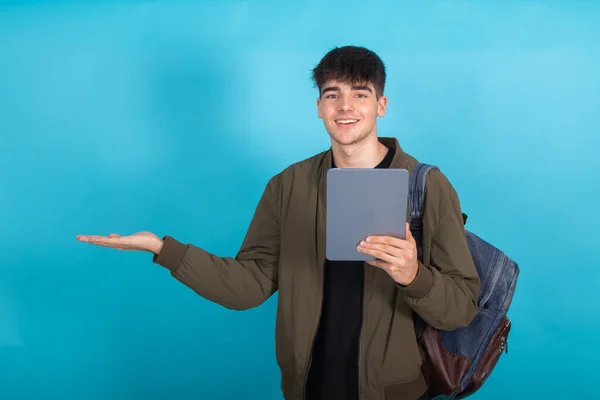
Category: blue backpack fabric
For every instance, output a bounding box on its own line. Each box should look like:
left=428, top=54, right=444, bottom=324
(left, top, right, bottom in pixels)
left=408, top=163, right=519, bottom=400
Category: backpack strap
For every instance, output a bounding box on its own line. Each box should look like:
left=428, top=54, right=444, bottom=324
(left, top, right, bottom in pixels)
left=409, top=162, right=469, bottom=226
left=408, top=163, right=439, bottom=335
left=408, top=162, right=439, bottom=220
left=408, top=163, right=438, bottom=263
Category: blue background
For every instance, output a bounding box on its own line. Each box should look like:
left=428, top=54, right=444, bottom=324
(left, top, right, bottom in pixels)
left=1, top=1, right=599, bottom=399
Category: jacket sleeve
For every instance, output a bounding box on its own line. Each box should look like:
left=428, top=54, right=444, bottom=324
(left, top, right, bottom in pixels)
left=398, top=170, right=481, bottom=330
left=152, top=174, right=281, bottom=311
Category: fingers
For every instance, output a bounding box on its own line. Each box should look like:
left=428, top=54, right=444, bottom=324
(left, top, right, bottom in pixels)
left=76, top=235, right=100, bottom=242
left=365, top=223, right=416, bottom=248
left=76, top=235, right=98, bottom=242
left=359, top=223, right=417, bottom=266
left=358, top=240, right=402, bottom=258
left=366, top=259, right=392, bottom=271
left=76, top=235, right=123, bottom=246
left=357, top=243, right=397, bottom=264
left=91, top=237, right=123, bottom=246
left=89, top=241, right=123, bottom=249
left=364, top=235, right=412, bottom=251
left=77, top=234, right=121, bottom=241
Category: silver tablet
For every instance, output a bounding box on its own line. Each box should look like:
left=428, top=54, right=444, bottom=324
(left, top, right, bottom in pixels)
left=326, top=168, right=409, bottom=261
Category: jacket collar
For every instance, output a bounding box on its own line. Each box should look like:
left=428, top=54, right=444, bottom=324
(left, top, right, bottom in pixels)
left=379, top=136, right=411, bottom=169
left=320, top=136, right=411, bottom=172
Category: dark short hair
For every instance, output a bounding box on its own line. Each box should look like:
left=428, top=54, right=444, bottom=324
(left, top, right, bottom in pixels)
left=311, top=46, right=386, bottom=98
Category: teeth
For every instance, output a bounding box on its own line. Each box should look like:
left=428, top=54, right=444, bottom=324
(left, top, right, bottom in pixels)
left=336, top=119, right=358, bottom=124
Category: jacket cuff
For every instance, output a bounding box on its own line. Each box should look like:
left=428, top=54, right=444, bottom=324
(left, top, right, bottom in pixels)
left=152, top=235, right=187, bottom=272
left=397, top=261, right=434, bottom=299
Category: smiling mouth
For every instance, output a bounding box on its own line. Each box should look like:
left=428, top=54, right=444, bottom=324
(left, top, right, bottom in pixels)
left=335, top=119, right=360, bottom=125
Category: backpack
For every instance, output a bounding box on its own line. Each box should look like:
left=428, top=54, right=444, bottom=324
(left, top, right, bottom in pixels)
left=408, top=163, right=519, bottom=399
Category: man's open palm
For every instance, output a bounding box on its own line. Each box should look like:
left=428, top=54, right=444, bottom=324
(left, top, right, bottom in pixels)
left=76, top=231, right=164, bottom=254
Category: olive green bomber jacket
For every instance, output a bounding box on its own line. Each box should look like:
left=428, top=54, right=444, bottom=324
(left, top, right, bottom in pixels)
left=152, top=137, right=481, bottom=400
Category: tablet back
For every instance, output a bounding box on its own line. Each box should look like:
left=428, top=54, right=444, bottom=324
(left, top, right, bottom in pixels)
left=326, top=168, right=409, bottom=261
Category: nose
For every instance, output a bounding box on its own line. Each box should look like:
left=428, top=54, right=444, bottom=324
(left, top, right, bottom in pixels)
left=338, top=95, right=354, bottom=112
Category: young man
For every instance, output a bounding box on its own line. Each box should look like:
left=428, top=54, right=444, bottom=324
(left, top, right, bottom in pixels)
left=77, top=46, right=480, bottom=400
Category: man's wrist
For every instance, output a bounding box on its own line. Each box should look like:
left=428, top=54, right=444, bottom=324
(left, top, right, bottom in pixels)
left=397, top=261, right=435, bottom=298
left=149, top=237, right=164, bottom=255
left=395, top=263, right=418, bottom=286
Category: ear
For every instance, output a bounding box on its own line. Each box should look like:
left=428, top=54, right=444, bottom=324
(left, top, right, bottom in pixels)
left=377, top=95, right=388, bottom=117
left=317, top=97, right=323, bottom=119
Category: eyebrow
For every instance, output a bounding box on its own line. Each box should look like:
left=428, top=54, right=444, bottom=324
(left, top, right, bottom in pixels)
left=321, top=85, right=373, bottom=94
left=321, top=86, right=340, bottom=94
left=351, top=85, right=373, bottom=93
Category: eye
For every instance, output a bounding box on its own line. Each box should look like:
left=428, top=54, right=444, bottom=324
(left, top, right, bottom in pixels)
left=355, top=93, right=367, bottom=98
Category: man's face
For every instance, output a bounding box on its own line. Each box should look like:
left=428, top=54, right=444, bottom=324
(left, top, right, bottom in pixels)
left=317, top=80, right=387, bottom=146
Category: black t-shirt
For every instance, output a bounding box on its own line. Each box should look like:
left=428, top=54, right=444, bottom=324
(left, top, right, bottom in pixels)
left=305, top=145, right=395, bottom=400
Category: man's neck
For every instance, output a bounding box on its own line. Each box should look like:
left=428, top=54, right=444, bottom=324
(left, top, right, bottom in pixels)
left=331, top=135, right=390, bottom=168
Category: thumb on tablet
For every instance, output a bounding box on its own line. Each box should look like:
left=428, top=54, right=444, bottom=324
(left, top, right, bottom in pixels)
left=406, top=222, right=415, bottom=243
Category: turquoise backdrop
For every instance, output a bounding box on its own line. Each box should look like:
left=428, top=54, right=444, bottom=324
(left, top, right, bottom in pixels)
left=1, top=1, right=599, bottom=399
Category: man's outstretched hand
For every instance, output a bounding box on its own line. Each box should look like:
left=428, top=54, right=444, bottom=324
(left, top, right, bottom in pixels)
left=76, top=232, right=164, bottom=255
